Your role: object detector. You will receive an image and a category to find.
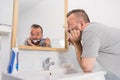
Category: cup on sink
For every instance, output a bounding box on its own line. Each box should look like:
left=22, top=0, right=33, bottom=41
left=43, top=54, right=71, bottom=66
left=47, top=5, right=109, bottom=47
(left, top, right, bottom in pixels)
left=61, top=63, right=79, bottom=74
left=62, top=63, right=74, bottom=68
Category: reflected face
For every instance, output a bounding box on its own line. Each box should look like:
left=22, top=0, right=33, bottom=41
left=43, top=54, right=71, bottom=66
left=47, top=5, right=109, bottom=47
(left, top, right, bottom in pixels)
left=67, top=14, right=81, bottom=32
left=30, top=28, right=43, bottom=40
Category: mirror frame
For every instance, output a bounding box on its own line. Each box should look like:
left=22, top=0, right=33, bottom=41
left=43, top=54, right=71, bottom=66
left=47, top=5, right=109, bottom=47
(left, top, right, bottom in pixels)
left=12, top=0, right=68, bottom=51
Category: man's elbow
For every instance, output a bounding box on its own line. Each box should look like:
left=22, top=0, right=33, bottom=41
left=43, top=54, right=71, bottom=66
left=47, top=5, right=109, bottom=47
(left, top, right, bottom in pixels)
left=82, top=66, right=93, bottom=72
left=80, top=58, right=96, bottom=73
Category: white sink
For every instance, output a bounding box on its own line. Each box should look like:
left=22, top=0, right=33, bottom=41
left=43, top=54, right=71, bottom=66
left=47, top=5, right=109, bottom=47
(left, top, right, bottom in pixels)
left=2, top=68, right=80, bottom=80
left=2, top=68, right=106, bottom=80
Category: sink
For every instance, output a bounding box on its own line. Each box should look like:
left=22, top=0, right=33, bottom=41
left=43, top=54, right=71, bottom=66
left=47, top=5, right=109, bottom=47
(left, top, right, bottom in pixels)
left=2, top=67, right=81, bottom=80
left=2, top=68, right=106, bottom=80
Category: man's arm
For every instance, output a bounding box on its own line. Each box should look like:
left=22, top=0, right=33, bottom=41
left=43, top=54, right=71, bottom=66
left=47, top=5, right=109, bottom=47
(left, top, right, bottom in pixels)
left=68, top=30, right=96, bottom=72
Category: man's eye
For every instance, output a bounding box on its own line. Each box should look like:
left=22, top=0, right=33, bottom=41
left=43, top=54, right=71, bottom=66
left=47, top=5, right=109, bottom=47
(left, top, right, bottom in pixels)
left=36, top=34, right=40, bottom=36
left=31, top=34, right=34, bottom=36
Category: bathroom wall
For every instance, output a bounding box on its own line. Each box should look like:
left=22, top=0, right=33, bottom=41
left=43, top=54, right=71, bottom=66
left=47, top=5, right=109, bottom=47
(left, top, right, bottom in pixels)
left=0, top=0, right=13, bottom=25
left=0, top=0, right=120, bottom=74
left=68, top=0, right=120, bottom=29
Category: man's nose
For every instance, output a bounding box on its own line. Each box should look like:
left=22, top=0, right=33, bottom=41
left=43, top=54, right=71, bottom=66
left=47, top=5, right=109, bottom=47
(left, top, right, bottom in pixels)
left=67, top=27, right=72, bottom=33
left=32, top=35, right=37, bottom=39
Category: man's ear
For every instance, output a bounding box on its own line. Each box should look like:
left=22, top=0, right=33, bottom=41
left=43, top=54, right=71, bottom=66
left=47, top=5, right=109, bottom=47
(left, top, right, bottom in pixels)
left=79, top=20, right=85, bottom=30
left=79, top=19, right=84, bottom=25
left=41, top=34, right=43, bottom=38
left=77, top=23, right=82, bottom=30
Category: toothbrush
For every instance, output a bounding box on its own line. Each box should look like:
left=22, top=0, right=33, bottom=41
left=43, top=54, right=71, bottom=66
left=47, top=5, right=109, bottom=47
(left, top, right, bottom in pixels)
left=8, top=49, right=16, bottom=73
left=15, top=41, right=19, bottom=71
left=16, top=51, right=19, bottom=71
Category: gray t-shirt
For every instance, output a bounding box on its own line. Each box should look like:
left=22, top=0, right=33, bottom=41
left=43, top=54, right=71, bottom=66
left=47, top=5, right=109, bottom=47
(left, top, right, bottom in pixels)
left=81, top=22, right=120, bottom=78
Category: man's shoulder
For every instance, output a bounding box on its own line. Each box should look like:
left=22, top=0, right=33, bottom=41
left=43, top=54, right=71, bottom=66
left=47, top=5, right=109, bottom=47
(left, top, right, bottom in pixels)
left=84, top=22, right=108, bottom=32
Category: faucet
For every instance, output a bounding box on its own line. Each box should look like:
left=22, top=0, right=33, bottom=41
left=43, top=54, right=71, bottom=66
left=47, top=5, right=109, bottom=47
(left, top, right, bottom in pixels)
left=42, top=58, right=55, bottom=70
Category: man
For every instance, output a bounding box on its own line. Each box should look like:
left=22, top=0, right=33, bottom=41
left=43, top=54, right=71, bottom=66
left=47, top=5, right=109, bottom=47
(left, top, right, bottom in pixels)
left=67, top=9, right=120, bottom=80
left=25, top=24, right=51, bottom=47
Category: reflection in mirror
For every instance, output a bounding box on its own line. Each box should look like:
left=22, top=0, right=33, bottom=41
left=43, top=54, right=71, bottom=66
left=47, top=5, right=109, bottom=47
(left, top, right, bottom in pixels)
left=12, top=0, right=68, bottom=51
left=25, top=24, right=51, bottom=47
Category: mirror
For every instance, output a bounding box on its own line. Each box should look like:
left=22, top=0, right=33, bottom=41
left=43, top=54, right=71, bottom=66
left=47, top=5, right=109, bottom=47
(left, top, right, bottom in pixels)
left=12, top=0, right=68, bottom=51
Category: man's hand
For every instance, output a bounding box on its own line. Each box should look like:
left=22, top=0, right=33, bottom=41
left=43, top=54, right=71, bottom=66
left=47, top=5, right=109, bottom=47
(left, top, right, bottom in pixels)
left=45, top=37, right=51, bottom=47
left=27, top=38, right=36, bottom=46
left=68, top=29, right=81, bottom=46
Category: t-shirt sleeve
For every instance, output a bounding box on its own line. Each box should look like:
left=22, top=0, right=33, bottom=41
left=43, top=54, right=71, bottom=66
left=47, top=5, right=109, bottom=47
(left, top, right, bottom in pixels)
left=81, top=31, right=100, bottom=58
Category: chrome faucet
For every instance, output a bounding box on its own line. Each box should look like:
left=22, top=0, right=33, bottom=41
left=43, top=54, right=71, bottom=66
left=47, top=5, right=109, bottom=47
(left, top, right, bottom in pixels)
left=42, top=58, right=55, bottom=70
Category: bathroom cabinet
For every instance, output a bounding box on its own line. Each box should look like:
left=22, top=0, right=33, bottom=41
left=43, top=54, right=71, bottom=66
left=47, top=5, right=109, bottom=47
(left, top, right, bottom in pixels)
left=0, top=25, right=12, bottom=80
